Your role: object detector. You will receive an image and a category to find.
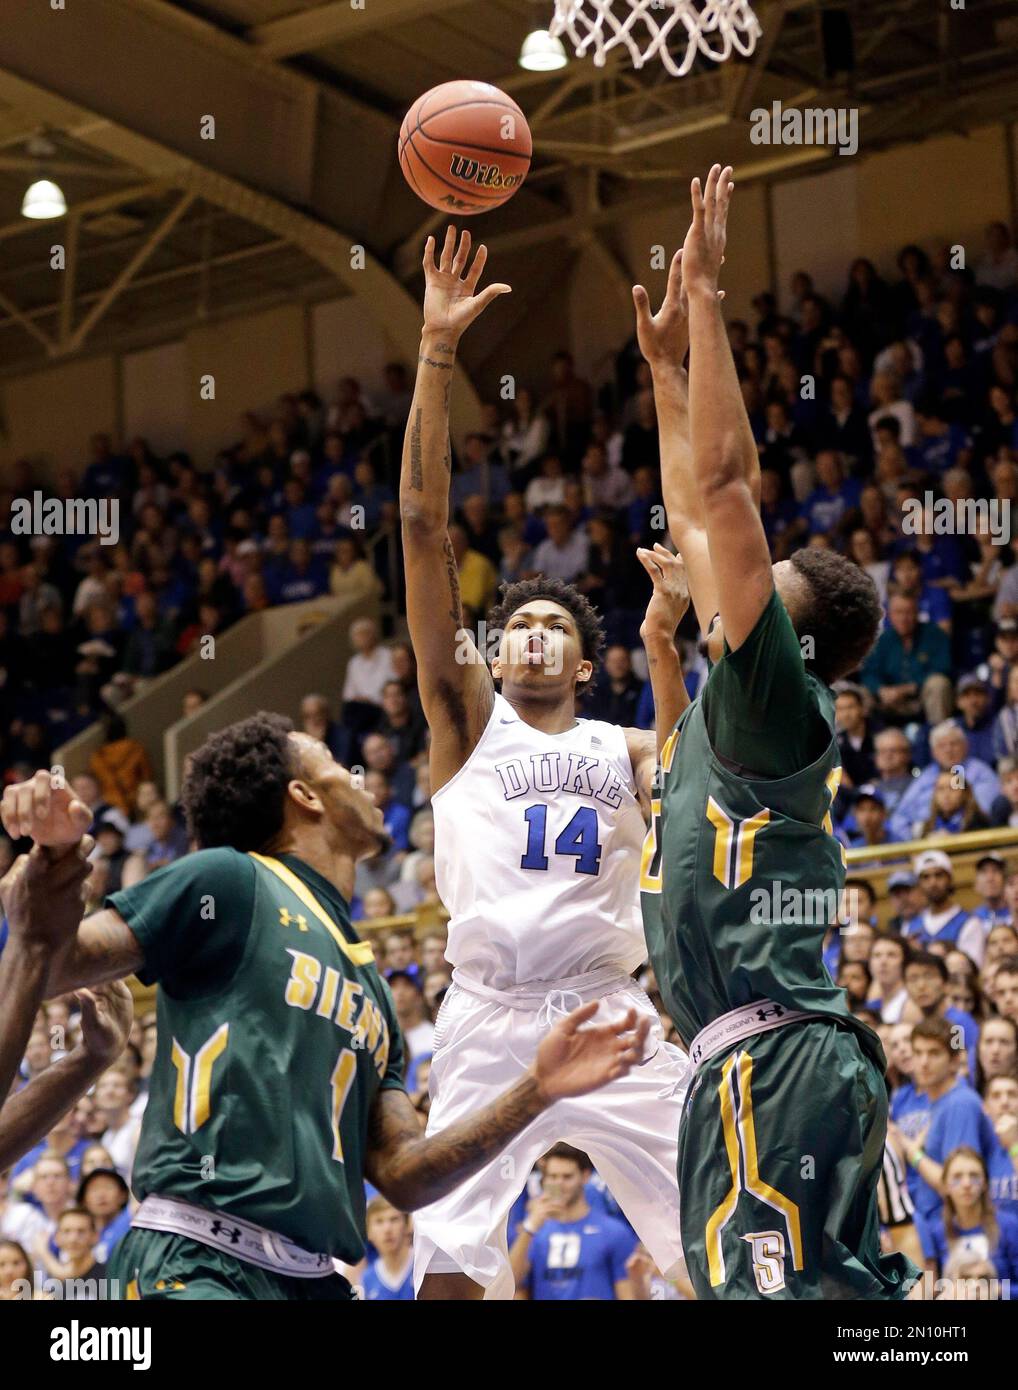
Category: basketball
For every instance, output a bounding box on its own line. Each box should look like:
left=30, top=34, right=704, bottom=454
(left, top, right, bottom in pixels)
left=398, top=79, right=532, bottom=215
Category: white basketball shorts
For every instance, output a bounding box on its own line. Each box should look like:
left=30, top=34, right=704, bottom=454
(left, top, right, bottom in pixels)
left=411, top=970, right=690, bottom=1299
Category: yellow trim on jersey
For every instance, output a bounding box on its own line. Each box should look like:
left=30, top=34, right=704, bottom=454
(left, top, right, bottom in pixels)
left=250, top=853, right=375, bottom=966
left=191, top=1023, right=229, bottom=1133
left=639, top=797, right=662, bottom=893
left=660, top=727, right=679, bottom=773
left=170, top=1039, right=190, bottom=1134
left=125, top=1278, right=140, bottom=1300
left=706, top=797, right=733, bottom=887
left=705, top=1053, right=743, bottom=1286
left=330, top=1049, right=358, bottom=1162
left=735, top=1051, right=803, bottom=1271
left=734, top=810, right=770, bottom=888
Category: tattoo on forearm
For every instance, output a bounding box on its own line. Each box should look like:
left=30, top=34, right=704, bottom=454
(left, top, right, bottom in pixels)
left=442, top=535, right=462, bottom=626
left=410, top=408, right=423, bottom=491
left=443, top=435, right=451, bottom=474
left=419, top=355, right=454, bottom=371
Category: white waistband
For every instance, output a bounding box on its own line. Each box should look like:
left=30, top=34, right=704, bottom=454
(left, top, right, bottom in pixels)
left=688, top=1000, right=826, bottom=1070
left=450, top=964, right=632, bottom=1012
left=132, top=1195, right=335, bottom=1278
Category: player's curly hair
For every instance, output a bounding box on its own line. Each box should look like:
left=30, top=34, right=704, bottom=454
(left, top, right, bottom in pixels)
left=790, top=548, right=882, bottom=685
left=181, top=711, right=297, bottom=851
left=487, top=576, right=606, bottom=695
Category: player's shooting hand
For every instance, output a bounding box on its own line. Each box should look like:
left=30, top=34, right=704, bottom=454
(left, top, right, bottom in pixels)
left=632, top=247, right=726, bottom=372
left=638, top=543, right=690, bottom=640
left=682, top=164, right=734, bottom=295
left=531, top=1002, right=650, bottom=1103
left=0, top=770, right=92, bottom=848
left=421, top=226, right=511, bottom=344
left=77, top=981, right=134, bottom=1065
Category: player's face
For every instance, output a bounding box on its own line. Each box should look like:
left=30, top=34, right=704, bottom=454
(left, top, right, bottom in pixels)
left=289, top=734, right=386, bottom=855
left=492, top=601, right=591, bottom=699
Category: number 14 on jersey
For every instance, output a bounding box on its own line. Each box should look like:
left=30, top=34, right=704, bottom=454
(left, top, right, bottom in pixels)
left=520, top=804, right=602, bottom=876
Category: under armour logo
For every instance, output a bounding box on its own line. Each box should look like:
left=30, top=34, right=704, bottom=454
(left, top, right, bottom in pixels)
left=279, top=908, right=308, bottom=932
left=210, top=1220, right=242, bottom=1244
left=691, top=1043, right=703, bottom=1064
left=756, top=1004, right=786, bottom=1022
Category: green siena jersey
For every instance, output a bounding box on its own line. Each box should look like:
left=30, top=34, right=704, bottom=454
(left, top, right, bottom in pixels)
left=108, top=847, right=405, bottom=1263
left=641, top=589, right=880, bottom=1064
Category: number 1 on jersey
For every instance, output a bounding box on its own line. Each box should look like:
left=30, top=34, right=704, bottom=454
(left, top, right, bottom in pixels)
left=521, top=804, right=602, bottom=876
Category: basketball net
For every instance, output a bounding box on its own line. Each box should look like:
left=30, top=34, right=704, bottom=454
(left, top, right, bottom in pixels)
left=549, top=0, right=762, bottom=78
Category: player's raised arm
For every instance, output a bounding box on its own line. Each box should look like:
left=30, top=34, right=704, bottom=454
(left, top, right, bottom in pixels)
left=399, top=227, right=510, bottom=791
left=684, top=165, right=773, bottom=651
left=365, top=1003, right=649, bottom=1211
left=636, top=544, right=691, bottom=759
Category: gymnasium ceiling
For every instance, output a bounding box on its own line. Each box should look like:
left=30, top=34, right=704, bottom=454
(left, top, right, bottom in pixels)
left=0, top=0, right=1017, bottom=376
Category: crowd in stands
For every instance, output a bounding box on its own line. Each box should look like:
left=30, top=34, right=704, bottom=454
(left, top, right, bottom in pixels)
left=3, top=220, right=1018, bottom=1297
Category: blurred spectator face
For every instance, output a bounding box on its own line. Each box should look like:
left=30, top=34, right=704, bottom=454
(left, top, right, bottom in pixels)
left=94, top=1069, right=131, bottom=1123
left=911, top=1033, right=954, bottom=1091
left=975, top=861, right=1006, bottom=903
left=0, top=1242, right=31, bottom=1295
left=996, top=966, right=1018, bottom=1022
left=890, top=594, right=923, bottom=642
left=300, top=695, right=330, bottom=739
left=834, top=689, right=865, bottom=732
left=945, top=950, right=975, bottom=978
left=25, top=1027, right=51, bottom=1075
left=841, top=921, right=874, bottom=963
left=423, top=970, right=451, bottom=1012
left=978, top=1018, right=1017, bottom=1080
left=362, top=734, right=394, bottom=774
left=581, top=446, right=606, bottom=477
left=540, top=1152, right=586, bottom=1205
left=366, top=1202, right=408, bottom=1256
left=384, top=932, right=415, bottom=970
left=420, top=932, right=447, bottom=973
left=874, top=731, right=911, bottom=776
left=544, top=509, right=572, bottom=546
left=389, top=975, right=422, bottom=1017
left=905, top=962, right=945, bottom=1012
left=919, top=866, right=953, bottom=908
left=837, top=961, right=869, bottom=1003
left=362, top=889, right=395, bottom=920
left=415, top=856, right=438, bottom=896
left=462, top=495, right=487, bottom=531
left=815, top=451, right=842, bottom=488
left=182, top=690, right=206, bottom=717
left=958, top=684, right=990, bottom=724
left=887, top=1022, right=914, bottom=1075
left=985, top=1075, right=1018, bottom=1126
left=350, top=618, right=378, bottom=654
left=932, top=772, right=964, bottom=819
left=604, top=646, right=631, bottom=681
left=57, top=1210, right=96, bottom=1261
left=80, top=1145, right=114, bottom=1176
left=947, top=976, right=975, bottom=1015
left=267, top=515, right=288, bottom=544
left=870, top=938, right=905, bottom=989
left=364, top=770, right=390, bottom=807
left=930, top=726, right=967, bottom=770
left=147, top=802, right=174, bottom=841
left=34, top=1157, right=71, bottom=1212
left=409, top=811, right=435, bottom=854
left=83, top=1174, right=126, bottom=1222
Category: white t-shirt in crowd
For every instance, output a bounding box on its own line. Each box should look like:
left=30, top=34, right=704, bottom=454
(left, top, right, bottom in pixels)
left=342, top=646, right=396, bottom=706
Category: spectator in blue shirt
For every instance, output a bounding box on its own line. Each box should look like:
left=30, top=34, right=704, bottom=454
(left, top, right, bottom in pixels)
left=276, top=539, right=328, bottom=605
left=797, top=449, right=861, bottom=539
left=890, top=723, right=1000, bottom=841
left=911, top=402, right=972, bottom=475
left=902, top=947, right=978, bottom=1081
left=510, top=1145, right=637, bottom=1300
left=862, top=593, right=953, bottom=730
left=914, top=1147, right=1018, bottom=1295
left=892, top=1017, right=1002, bottom=1222
left=887, top=550, right=951, bottom=631
left=360, top=1199, right=414, bottom=1300
left=365, top=770, right=411, bottom=852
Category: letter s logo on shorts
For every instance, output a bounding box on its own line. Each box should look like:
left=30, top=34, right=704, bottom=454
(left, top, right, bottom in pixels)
left=742, top=1230, right=786, bottom=1294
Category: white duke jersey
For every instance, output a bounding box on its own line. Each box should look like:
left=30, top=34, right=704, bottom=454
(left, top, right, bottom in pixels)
left=433, top=692, right=648, bottom=990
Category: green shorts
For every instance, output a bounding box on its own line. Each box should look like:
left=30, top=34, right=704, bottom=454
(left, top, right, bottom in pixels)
left=108, top=1228, right=356, bottom=1302
left=677, top=1019, right=918, bottom=1300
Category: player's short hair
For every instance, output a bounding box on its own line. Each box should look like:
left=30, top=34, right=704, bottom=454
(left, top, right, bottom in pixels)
left=181, top=711, right=297, bottom=851
left=542, top=1143, right=592, bottom=1172
left=487, top=577, right=606, bottom=694
left=788, top=548, right=883, bottom=684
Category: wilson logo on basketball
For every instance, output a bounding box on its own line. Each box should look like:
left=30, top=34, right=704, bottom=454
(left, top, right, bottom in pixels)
left=448, top=154, right=524, bottom=192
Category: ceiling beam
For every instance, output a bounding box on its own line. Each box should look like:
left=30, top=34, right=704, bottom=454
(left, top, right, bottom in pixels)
left=251, top=0, right=467, bottom=60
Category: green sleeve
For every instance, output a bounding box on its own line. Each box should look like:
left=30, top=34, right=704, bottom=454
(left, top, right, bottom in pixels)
left=107, top=847, right=256, bottom=999
left=376, top=976, right=408, bottom=1092
left=701, top=588, right=830, bottom=777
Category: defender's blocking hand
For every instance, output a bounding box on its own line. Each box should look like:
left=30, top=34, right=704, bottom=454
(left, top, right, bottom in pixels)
left=530, top=1002, right=651, bottom=1102
left=0, top=770, right=92, bottom=848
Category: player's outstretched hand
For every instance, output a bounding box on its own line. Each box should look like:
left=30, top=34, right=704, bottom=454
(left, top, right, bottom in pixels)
left=0, top=769, right=92, bottom=848
left=77, top=981, right=134, bottom=1065
left=0, top=840, right=94, bottom=952
left=531, top=1002, right=650, bottom=1102
left=682, top=163, right=734, bottom=295
left=638, top=543, right=690, bottom=640
left=632, top=247, right=689, bottom=370
left=422, top=226, right=511, bottom=343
